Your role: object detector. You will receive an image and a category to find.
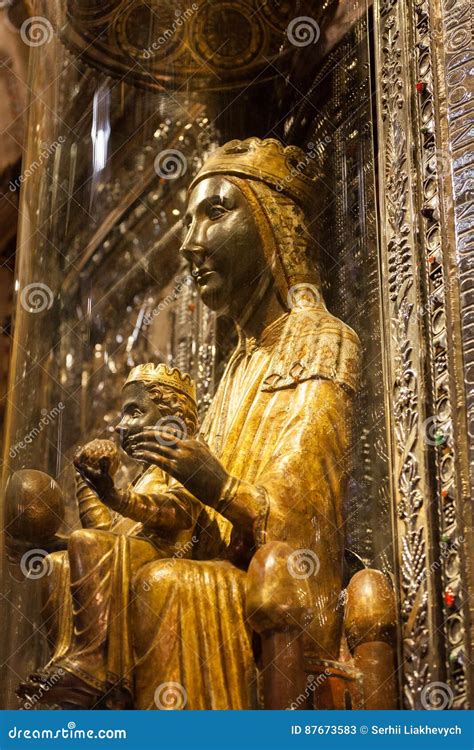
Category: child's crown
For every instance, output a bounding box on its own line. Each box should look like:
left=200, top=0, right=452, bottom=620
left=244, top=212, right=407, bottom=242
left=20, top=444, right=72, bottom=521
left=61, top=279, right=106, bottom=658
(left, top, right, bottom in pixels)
left=124, top=363, right=197, bottom=404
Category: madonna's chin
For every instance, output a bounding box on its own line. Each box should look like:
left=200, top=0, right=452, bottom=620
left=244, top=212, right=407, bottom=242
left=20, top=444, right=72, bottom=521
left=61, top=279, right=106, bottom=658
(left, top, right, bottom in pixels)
left=198, top=283, right=226, bottom=312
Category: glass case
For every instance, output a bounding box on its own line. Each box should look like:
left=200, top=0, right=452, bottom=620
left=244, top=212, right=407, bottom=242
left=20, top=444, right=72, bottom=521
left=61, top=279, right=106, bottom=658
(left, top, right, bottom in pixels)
left=0, top=0, right=471, bottom=712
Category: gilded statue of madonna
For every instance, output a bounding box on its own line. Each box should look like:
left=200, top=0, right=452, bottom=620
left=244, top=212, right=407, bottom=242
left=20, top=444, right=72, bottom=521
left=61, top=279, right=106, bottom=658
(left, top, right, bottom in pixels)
left=130, top=138, right=361, bottom=709
left=18, top=138, right=360, bottom=710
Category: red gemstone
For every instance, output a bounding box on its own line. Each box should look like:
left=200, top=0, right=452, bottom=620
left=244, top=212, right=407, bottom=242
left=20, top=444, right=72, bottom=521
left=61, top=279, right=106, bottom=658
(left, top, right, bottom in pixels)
left=444, top=591, right=455, bottom=608
left=416, top=81, right=426, bottom=93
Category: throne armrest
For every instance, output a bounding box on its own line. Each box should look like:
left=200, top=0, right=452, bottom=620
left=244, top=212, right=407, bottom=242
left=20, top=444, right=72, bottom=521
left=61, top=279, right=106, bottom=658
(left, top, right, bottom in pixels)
left=245, top=542, right=313, bottom=709
left=344, top=569, right=398, bottom=709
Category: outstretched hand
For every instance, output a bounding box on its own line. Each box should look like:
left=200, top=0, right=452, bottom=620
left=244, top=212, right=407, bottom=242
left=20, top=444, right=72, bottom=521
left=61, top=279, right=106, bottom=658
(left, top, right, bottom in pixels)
left=128, top=430, right=229, bottom=506
left=74, top=452, right=115, bottom=502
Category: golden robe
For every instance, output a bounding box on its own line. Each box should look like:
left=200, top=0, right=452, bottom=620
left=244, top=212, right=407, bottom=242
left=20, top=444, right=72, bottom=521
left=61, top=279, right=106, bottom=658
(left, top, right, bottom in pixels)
left=132, top=307, right=360, bottom=709
left=41, top=464, right=201, bottom=706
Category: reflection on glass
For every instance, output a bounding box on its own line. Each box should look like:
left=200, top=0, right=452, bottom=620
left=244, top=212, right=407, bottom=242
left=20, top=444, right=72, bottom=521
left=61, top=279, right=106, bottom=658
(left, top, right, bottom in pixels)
left=0, top=0, right=396, bottom=710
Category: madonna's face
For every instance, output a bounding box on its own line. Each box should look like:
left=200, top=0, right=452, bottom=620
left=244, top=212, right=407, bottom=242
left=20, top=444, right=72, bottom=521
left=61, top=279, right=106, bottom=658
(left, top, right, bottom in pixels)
left=181, top=176, right=267, bottom=315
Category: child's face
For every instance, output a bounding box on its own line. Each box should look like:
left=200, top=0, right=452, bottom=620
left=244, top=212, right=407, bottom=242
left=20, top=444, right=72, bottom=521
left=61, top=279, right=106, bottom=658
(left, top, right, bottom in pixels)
left=115, top=382, right=165, bottom=455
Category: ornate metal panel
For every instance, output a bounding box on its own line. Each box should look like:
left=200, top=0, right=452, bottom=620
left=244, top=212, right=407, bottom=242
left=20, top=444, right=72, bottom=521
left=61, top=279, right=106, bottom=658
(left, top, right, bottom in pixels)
left=375, top=0, right=472, bottom=709
left=433, top=0, right=474, bottom=703
left=410, top=0, right=471, bottom=708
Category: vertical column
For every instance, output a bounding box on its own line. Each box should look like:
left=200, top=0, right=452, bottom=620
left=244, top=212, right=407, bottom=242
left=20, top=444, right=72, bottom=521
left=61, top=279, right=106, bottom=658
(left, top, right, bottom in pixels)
left=429, top=0, right=474, bottom=706
left=374, top=0, right=444, bottom=708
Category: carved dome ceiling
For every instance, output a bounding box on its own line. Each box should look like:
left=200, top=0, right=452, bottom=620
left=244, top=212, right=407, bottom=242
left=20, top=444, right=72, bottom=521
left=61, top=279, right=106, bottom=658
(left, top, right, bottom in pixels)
left=61, top=0, right=333, bottom=91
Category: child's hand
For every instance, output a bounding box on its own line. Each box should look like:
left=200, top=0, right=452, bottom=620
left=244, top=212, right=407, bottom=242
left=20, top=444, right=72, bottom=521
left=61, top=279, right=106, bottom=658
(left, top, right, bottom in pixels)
left=74, top=443, right=117, bottom=501
left=75, top=456, right=115, bottom=500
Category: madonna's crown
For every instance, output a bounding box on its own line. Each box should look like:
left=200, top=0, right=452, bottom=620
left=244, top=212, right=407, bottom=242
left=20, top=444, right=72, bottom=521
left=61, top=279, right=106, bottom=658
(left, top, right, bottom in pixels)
left=124, top=363, right=197, bottom=404
left=189, top=137, right=319, bottom=212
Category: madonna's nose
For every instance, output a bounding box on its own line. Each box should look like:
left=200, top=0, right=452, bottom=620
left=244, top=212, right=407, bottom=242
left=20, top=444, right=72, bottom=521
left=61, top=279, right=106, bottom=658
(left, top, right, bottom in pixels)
left=180, top=244, right=207, bottom=266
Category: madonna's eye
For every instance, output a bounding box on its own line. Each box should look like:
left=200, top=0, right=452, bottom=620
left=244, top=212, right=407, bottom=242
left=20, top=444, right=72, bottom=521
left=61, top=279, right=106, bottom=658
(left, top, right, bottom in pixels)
left=208, top=204, right=228, bottom=220
left=132, top=409, right=143, bottom=418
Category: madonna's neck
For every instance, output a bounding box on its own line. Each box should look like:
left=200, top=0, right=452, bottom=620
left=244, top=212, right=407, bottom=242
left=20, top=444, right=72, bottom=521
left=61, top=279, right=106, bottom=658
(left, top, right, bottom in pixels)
left=234, top=281, right=286, bottom=342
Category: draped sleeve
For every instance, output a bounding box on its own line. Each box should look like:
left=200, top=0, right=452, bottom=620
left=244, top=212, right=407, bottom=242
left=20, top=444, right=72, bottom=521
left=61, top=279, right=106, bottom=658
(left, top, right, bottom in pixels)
left=111, top=467, right=202, bottom=536
left=215, top=378, right=354, bottom=556
left=76, top=471, right=113, bottom=530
